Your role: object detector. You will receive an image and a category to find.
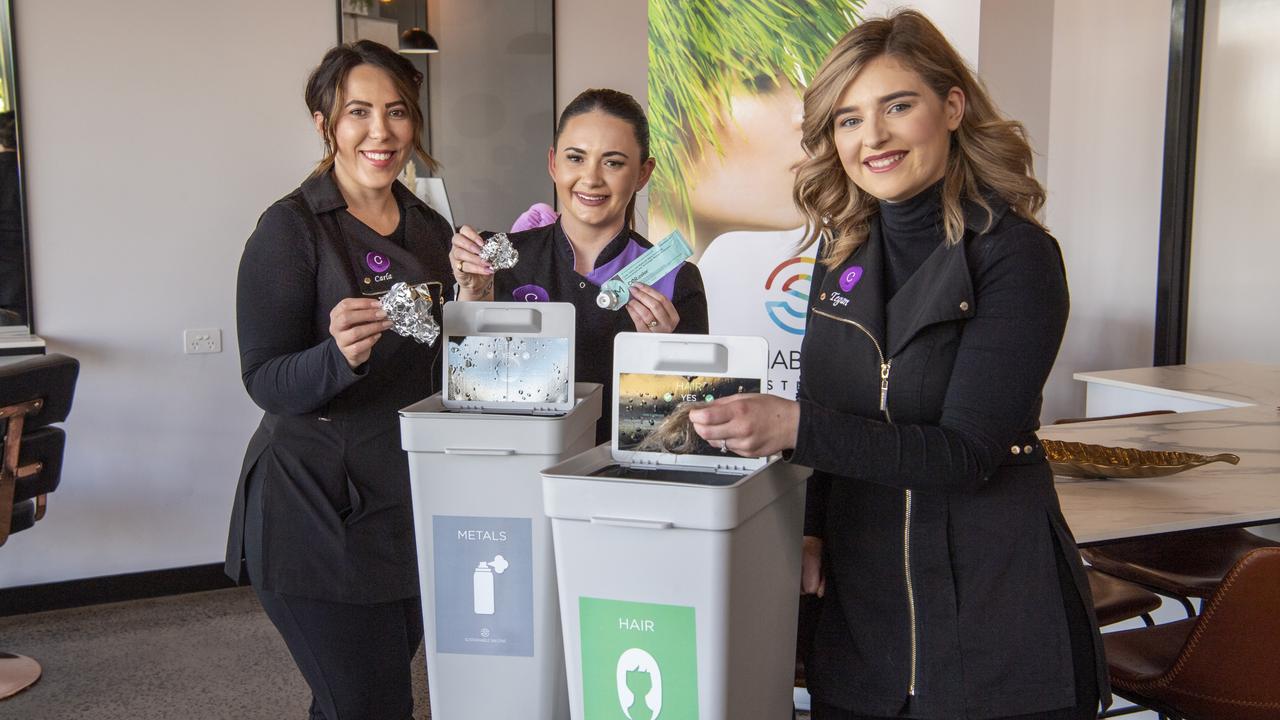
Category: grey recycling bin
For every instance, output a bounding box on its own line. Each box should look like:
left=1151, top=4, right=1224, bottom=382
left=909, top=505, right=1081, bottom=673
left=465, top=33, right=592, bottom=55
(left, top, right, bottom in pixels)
left=400, top=382, right=601, bottom=720
left=541, top=445, right=807, bottom=720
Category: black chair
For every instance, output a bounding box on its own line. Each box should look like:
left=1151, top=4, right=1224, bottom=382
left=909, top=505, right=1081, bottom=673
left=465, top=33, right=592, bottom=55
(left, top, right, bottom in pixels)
left=0, top=353, right=79, bottom=700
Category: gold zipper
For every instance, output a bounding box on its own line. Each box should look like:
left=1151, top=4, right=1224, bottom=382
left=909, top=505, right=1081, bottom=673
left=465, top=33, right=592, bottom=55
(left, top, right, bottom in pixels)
left=811, top=306, right=917, bottom=696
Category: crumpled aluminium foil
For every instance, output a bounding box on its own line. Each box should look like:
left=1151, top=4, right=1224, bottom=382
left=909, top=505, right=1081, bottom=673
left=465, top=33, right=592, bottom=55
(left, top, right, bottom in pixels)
left=380, top=282, right=440, bottom=346
left=479, top=232, right=519, bottom=270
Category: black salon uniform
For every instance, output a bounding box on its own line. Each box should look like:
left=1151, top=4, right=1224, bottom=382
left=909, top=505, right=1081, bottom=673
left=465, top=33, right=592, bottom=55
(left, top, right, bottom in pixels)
left=493, top=221, right=708, bottom=442
left=224, top=172, right=452, bottom=720
left=796, top=184, right=1107, bottom=719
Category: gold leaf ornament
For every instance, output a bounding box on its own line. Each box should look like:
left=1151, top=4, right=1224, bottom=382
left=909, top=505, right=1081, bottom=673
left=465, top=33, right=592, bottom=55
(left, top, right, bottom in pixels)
left=1042, top=439, right=1240, bottom=479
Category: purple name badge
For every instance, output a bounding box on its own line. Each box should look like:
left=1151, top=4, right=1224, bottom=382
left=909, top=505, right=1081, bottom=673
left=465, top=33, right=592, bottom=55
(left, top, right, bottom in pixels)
left=366, top=252, right=391, bottom=273
left=838, top=265, right=863, bottom=292
left=512, top=284, right=550, bottom=303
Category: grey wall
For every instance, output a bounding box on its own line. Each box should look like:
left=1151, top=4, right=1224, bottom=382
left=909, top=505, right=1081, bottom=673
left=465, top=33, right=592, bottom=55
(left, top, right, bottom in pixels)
left=2, top=0, right=334, bottom=588
left=428, top=0, right=554, bottom=232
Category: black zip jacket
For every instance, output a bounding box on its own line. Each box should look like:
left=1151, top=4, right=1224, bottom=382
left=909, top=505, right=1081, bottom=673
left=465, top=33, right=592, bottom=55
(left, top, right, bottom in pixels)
left=793, top=196, right=1109, bottom=718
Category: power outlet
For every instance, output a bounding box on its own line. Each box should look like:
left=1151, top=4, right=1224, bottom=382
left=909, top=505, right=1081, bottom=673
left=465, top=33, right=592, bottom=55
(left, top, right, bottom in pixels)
left=183, top=328, right=222, bottom=354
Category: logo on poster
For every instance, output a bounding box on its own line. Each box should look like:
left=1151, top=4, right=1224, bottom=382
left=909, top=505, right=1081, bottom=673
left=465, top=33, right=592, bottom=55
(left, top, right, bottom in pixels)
left=763, top=256, right=814, bottom=335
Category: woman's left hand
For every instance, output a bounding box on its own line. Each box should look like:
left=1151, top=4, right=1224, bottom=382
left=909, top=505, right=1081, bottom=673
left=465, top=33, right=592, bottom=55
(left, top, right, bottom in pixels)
left=689, top=393, right=800, bottom=457
left=625, top=283, right=679, bottom=333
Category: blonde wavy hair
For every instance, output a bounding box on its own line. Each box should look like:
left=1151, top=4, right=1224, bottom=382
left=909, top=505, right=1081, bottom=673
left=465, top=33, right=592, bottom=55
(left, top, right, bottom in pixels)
left=794, top=10, right=1045, bottom=269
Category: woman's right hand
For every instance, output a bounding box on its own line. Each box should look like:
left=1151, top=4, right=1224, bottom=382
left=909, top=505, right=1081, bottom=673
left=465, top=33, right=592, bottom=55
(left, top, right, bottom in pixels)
left=449, top=225, right=494, bottom=300
left=802, top=535, right=826, bottom=597
left=329, top=297, right=392, bottom=369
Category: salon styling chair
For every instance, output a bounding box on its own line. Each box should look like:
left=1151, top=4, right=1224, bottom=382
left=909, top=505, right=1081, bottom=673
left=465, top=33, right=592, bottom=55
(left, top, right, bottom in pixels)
left=0, top=353, right=79, bottom=700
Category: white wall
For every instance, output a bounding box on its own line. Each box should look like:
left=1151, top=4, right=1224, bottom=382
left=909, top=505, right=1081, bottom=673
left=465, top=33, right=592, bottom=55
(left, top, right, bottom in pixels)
left=1185, top=0, right=1280, bottom=364
left=1, top=1, right=334, bottom=588
left=1039, top=0, right=1171, bottom=422
left=978, top=0, right=1054, bottom=185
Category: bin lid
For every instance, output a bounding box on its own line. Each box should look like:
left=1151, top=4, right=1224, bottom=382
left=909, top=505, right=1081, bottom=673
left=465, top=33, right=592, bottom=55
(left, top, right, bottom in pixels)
left=441, top=301, right=577, bottom=415
left=610, top=333, right=771, bottom=474
left=400, top=382, right=602, bottom=455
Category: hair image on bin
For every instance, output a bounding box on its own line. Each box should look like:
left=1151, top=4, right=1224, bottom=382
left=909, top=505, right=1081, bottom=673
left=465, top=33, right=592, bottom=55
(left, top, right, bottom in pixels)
left=647, top=0, right=863, bottom=234
left=633, top=401, right=708, bottom=454
left=616, top=648, right=662, bottom=719
left=304, top=39, right=437, bottom=178
left=794, top=9, right=1047, bottom=269
left=554, top=88, right=651, bottom=231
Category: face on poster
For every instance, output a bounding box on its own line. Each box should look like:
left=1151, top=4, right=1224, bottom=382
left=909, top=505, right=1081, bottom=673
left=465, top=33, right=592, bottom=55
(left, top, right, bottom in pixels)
left=647, top=0, right=864, bottom=398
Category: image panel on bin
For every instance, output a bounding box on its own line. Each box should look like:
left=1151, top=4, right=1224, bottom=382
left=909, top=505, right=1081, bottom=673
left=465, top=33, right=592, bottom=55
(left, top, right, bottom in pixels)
left=618, top=373, right=761, bottom=454
left=442, top=301, right=577, bottom=413
left=609, top=333, right=771, bottom=474
left=448, top=335, right=571, bottom=403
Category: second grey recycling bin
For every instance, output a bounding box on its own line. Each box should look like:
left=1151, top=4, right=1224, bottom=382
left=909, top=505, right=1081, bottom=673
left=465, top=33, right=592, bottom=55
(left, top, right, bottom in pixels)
left=400, top=382, right=601, bottom=720
left=541, top=445, right=807, bottom=720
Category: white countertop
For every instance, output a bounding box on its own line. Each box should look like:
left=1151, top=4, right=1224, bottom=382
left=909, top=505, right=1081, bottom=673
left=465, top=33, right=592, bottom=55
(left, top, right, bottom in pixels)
left=1073, top=361, right=1280, bottom=410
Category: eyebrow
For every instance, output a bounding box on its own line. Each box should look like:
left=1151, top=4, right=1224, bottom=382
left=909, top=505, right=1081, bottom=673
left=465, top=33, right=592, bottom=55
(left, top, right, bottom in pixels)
left=833, top=90, right=921, bottom=116
left=343, top=99, right=408, bottom=108
left=564, top=146, right=630, bottom=159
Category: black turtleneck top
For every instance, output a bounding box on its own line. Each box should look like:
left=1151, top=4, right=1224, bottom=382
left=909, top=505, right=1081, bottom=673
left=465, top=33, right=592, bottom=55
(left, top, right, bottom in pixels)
left=880, top=180, right=946, bottom=298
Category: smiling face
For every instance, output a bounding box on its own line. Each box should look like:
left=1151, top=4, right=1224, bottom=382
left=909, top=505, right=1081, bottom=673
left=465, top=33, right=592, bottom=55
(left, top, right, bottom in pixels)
left=548, top=110, right=654, bottom=238
left=832, top=55, right=964, bottom=203
left=315, top=63, right=414, bottom=199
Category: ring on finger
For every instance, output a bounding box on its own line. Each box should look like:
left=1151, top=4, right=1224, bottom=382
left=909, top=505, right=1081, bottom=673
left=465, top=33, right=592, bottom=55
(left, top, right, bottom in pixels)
left=719, top=439, right=728, bottom=453
left=647, top=320, right=659, bottom=330
left=456, top=260, right=464, bottom=271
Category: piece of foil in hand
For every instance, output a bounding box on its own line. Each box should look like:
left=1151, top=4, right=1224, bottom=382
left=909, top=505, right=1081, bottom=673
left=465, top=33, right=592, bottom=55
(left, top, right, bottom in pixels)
left=479, top=232, right=519, bottom=270
left=380, top=282, right=440, bottom=346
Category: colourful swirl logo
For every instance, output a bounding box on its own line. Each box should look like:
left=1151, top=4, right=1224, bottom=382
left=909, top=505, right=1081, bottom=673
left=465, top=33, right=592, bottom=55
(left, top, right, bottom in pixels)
left=365, top=252, right=390, bottom=273
left=764, top=256, right=814, bottom=335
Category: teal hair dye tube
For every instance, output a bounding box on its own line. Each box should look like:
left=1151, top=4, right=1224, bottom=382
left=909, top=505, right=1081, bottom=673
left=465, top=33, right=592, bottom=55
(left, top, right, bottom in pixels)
left=595, top=230, right=693, bottom=311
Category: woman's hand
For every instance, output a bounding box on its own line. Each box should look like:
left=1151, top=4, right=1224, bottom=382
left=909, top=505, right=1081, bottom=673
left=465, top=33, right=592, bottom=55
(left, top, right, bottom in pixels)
left=688, top=393, right=800, bottom=457
left=625, top=283, right=680, bottom=333
left=802, top=536, right=826, bottom=597
left=329, top=297, right=392, bottom=369
left=449, top=225, right=494, bottom=301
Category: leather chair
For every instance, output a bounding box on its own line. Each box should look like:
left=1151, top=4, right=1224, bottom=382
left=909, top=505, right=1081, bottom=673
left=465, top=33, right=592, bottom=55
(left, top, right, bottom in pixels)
left=1102, top=547, right=1280, bottom=720
left=1054, top=411, right=1280, bottom=615
left=0, top=353, right=79, bottom=700
left=1086, top=566, right=1161, bottom=628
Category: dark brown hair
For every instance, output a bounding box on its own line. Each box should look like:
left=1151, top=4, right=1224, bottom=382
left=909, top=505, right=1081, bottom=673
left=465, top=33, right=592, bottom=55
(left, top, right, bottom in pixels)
left=554, top=88, right=651, bottom=230
left=305, top=40, right=437, bottom=177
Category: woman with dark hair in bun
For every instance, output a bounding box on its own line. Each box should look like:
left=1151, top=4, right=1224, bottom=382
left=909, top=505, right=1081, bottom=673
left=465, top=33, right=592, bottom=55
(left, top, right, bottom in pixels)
left=224, top=40, right=453, bottom=719
left=449, top=88, right=709, bottom=442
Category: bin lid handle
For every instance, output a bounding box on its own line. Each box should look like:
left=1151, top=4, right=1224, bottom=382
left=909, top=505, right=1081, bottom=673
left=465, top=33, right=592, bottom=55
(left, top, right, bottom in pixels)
left=589, top=516, right=674, bottom=530
left=443, top=447, right=517, bottom=456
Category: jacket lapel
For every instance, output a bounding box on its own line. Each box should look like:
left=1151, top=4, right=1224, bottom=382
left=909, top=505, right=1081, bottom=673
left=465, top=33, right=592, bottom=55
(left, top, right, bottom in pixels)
left=885, top=239, right=974, bottom=359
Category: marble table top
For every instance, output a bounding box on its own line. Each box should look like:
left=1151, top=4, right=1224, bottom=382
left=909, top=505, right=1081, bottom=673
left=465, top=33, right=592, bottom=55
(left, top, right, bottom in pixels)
left=1049, top=363, right=1280, bottom=546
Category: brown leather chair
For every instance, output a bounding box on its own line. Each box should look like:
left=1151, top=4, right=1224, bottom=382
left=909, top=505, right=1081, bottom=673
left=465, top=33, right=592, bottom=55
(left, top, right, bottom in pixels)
left=0, top=353, right=79, bottom=700
left=1103, top=547, right=1280, bottom=720
left=1086, top=566, right=1161, bottom=628
left=1082, top=527, right=1280, bottom=617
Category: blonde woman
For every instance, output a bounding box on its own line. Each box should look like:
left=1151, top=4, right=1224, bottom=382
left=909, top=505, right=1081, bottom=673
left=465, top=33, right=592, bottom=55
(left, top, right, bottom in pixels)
left=690, top=11, right=1106, bottom=719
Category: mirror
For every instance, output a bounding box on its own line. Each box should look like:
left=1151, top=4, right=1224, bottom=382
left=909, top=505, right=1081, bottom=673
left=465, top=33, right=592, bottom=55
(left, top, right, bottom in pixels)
left=338, top=0, right=555, bottom=232
left=0, top=0, right=30, bottom=332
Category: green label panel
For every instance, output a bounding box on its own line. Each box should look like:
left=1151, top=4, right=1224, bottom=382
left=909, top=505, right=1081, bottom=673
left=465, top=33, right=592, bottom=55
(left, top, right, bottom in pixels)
left=579, top=597, right=698, bottom=720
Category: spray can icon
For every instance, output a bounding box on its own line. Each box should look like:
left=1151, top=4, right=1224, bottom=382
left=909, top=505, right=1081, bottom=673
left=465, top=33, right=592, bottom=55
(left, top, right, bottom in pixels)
left=473, top=562, right=495, bottom=615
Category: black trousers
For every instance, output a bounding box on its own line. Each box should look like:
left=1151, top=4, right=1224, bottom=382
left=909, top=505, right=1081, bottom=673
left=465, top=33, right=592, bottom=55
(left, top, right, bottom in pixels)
left=255, top=588, right=424, bottom=720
